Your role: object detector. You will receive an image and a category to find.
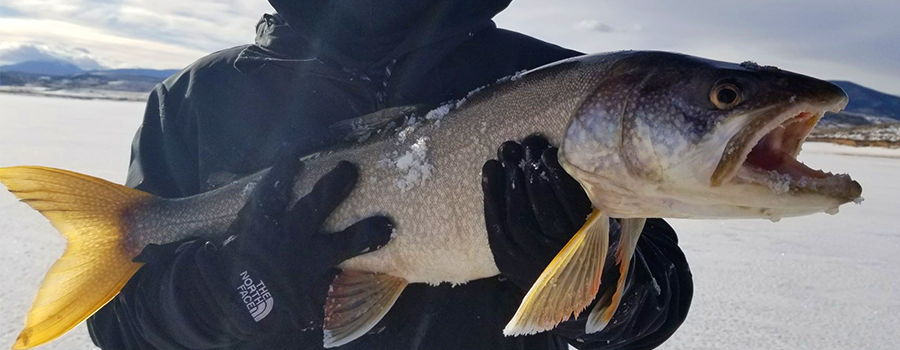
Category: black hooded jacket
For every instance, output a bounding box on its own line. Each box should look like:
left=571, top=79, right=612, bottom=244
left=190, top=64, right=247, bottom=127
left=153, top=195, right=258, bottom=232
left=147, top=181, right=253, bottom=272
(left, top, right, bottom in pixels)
left=86, top=1, right=692, bottom=349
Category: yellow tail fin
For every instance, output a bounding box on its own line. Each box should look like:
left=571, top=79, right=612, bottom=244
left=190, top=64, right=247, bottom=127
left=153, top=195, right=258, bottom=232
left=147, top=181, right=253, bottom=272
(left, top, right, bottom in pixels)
left=0, top=166, right=150, bottom=349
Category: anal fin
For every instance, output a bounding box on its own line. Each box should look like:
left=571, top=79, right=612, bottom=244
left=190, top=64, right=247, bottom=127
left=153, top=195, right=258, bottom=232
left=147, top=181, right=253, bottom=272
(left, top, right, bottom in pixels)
left=504, top=209, right=610, bottom=336
left=586, top=218, right=646, bottom=333
left=323, top=271, right=408, bottom=348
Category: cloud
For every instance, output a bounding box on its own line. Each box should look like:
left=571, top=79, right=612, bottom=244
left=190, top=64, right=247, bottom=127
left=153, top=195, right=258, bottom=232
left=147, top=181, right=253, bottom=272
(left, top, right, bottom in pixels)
left=1, top=0, right=273, bottom=58
left=573, top=20, right=614, bottom=33
left=0, top=42, right=108, bottom=70
left=496, top=0, right=900, bottom=95
left=0, top=5, right=24, bottom=17
left=0, top=18, right=210, bottom=69
left=0, top=0, right=897, bottom=94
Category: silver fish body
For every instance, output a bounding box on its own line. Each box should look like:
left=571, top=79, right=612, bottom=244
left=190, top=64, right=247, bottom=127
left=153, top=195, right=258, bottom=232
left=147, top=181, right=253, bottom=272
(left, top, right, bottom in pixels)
left=127, top=51, right=860, bottom=286
left=127, top=52, right=622, bottom=284
left=1, top=50, right=862, bottom=348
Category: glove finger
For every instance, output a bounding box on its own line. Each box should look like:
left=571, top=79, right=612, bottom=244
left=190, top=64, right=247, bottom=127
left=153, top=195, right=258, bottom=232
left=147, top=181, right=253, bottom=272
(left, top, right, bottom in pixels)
left=522, top=161, right=575, bottom=247
left=497, top=140, right=542, bottom=255
left=286, top=161, right=359, bottom=233
left=229, top=158, right=304, bottom=241
left=502, top=159, right=553, bottom=261
left=482, top=160, right=528, bottom=262
left=321, top=216, right=395, bottom=266
left=521, top=134, right=550, bottom=163
left=247, top=157, right=305, bottom=221
left=258, top=144, right=305, bottom=202
left=521, top=136, right=576, bottom=246
left=497, top=141, right=524, bottom=164
left=542, top=148, right=593, bottom=229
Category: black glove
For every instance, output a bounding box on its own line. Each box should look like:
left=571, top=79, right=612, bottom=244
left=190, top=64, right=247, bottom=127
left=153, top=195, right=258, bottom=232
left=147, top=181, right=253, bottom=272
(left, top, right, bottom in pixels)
left=482, top=134, right=593, bottom=291
left=193, top=154, right=394, bottom=336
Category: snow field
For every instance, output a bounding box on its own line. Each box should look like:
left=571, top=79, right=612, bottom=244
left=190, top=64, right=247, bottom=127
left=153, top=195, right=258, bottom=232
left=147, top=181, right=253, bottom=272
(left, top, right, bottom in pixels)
left=0, top=93, right=144, bottom=349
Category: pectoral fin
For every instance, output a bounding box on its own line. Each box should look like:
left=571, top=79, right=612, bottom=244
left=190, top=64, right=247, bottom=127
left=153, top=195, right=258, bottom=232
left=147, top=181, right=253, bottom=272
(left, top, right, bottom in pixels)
left=586, top=218, right=646, bottom=333
left=323, top=271, right=408, bottom=348
left=503, top=209, right=610, bottom=336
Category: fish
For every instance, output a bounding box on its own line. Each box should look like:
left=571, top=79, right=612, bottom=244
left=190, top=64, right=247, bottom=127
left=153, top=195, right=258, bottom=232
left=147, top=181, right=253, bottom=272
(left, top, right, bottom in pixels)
left=0, top=51, right=862, bottom=349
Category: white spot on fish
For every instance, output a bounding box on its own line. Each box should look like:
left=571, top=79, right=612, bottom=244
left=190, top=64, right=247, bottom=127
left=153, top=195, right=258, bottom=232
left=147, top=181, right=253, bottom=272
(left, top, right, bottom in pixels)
left=764, top=170, right=791, bottom=194
left=392, top=137, right=434, bottom=192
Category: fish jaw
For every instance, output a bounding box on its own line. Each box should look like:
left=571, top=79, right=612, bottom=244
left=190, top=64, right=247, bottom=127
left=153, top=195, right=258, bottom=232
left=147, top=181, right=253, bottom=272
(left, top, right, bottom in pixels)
left=699, top=96, right=863, bottom=218
left=558, top=53, right=862, bottom=221
left=562, top=98, right=863, bottom=220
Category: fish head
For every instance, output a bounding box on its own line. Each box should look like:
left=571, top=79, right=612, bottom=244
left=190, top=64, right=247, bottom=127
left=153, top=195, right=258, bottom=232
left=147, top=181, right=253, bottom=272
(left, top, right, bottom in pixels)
left=559, top=51, right=861, bottom=220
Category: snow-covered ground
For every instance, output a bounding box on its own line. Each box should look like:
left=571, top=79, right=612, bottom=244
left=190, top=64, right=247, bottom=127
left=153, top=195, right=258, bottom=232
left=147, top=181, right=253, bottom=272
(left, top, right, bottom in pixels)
left=1, top=93, right=899, bottom=349
left=0, top=93, right=144, bottom=349
left=663, top=143, right=900, bottom=350
left=0, top=86, right=149, bottom=102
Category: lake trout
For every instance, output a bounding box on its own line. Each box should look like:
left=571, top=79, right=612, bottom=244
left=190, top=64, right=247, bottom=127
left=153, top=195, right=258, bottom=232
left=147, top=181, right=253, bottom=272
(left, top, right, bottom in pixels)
left=0, top=51, right=862, bottom=349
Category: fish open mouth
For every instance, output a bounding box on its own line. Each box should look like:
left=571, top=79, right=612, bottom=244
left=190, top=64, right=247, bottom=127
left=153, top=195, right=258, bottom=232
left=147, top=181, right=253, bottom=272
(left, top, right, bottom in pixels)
left=712, top=101, right=862, bottom=201
left=743, top=111, right=825, bottom=179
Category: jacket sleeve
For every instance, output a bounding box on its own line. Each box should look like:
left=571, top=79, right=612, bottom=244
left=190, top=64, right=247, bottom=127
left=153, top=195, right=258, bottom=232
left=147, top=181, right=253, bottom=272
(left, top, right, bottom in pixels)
left=549, top=219, right=694, bottom=349
left=124, top=80, right=200, bottom=197
left=88, top=239, right=248, bottom=350
left=87, top=75, right=239, bottom=349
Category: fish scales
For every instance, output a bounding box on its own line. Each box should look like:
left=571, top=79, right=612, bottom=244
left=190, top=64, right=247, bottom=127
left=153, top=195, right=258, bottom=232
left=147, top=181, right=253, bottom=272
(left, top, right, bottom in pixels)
left=1, top=50, right=863, bottom=348
left=295, top=56, right=616, bottom=284
left=124, top=53, right=615, bottom=284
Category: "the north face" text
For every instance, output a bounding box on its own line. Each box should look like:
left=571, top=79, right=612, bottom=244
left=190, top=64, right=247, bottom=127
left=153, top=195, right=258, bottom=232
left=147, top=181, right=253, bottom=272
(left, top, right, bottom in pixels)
left=237, top=270, right=274, bottom=322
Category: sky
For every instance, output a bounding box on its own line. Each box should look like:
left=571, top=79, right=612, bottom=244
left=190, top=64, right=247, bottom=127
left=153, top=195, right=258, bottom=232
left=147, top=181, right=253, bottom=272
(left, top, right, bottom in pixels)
left=1, top=0, right=898, bottom=94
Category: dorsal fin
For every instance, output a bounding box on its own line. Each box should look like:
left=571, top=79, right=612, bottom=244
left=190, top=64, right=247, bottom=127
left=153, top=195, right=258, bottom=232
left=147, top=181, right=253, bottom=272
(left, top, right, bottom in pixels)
left=329, top=105, right=433, bottom=141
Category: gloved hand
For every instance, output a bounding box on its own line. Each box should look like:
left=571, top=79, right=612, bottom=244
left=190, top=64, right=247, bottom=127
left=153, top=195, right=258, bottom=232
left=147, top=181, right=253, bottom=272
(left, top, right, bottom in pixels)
left=194, top=153, right=394, bottom=335
left=481, top=134, right=593, bottom=291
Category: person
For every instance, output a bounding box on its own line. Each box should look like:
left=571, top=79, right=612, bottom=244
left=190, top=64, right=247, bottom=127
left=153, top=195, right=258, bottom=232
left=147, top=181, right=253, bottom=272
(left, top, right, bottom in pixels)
left=87, top=0, right=693, bottom=349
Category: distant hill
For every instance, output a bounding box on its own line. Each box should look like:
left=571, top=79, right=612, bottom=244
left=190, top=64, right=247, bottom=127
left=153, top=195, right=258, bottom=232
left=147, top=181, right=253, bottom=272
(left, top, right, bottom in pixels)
left=0, top=60, right=83, bottom=76
left=0, top=71, right=25, bottom=86
left=829, top=81, right=900, bottom=120
left=1, top=59, right=178, bottom=79
left=0, top=59, right=179, bottom=96
left=89, top=68, right=180, bottom=79
left=817, top=81, right=900, bottom=129
left=1, top=59, right=899, bottom=119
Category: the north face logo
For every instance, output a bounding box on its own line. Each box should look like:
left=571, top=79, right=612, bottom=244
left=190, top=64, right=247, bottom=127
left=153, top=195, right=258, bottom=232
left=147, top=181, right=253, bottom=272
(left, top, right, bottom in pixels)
left=237, top=271, right=274, bottom=322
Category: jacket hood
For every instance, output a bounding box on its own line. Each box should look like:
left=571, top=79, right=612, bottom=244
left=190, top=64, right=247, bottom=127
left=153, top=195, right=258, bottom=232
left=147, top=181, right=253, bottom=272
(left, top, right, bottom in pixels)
left=263, top=0, right=511, bottom=69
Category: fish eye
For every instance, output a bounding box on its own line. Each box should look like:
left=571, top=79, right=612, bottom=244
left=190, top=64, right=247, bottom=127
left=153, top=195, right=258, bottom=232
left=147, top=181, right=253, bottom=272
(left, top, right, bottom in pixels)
left=710, top=83, right=742, bottom=109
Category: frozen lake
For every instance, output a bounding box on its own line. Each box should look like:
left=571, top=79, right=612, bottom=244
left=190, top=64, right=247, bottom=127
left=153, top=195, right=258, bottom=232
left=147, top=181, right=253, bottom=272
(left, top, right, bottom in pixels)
left=0, top=93, right=898, bottom=349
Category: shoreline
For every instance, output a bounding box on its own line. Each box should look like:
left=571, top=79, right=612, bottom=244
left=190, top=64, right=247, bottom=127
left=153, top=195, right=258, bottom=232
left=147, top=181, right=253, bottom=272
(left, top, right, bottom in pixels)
left=0, top=87, right=148, bottom=102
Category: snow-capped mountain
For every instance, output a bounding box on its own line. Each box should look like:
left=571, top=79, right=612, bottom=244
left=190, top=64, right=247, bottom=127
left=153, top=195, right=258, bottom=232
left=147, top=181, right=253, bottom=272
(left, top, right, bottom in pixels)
left=0, top=59, right=179, bottom=100
left=0, top=60, right=84, bottom=76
